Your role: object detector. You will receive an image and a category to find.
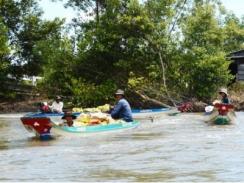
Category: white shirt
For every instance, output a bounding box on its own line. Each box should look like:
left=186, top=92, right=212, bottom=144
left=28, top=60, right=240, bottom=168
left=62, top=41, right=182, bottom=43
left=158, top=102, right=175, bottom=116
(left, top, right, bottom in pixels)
left=51, top=101, right=63, bottom=113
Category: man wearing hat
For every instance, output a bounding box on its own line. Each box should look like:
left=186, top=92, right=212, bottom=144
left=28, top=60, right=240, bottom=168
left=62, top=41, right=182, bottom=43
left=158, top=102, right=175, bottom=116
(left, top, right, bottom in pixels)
left=110, top=89, right=133, bottom=122
left=50, top=96, right=64, bottom=113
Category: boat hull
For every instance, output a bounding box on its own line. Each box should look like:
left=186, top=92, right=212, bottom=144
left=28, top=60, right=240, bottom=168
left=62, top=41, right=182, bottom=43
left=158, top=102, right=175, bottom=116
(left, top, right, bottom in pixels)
left=20, top=114, right=139, bottom=138
left=52, top=121, right=139, bottom=136
left=21, top=117, right=52, bottom=139
left=214, top=115, right=230, bottom=125
left=132, top=108, right=171, bottom=120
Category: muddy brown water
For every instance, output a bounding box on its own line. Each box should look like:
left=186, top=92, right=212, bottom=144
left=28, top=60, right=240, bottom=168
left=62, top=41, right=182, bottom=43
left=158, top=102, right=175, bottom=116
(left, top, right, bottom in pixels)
left=0, top=112, right=244, bottom=182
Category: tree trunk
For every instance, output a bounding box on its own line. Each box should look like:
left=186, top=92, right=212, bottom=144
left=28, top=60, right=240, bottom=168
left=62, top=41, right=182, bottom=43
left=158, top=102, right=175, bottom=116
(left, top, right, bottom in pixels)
left=95, top=0, right=99, bottom=23
left=158, top=52, right=177, bottom=107
left=134, top=90, right=171, bottom=108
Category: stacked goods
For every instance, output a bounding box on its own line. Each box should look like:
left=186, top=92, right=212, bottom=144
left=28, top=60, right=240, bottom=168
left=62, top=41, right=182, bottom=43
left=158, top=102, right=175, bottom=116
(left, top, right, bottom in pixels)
left=74, top=112, right=116, bottom=126
left=72, top=104, right=111, bottom=113
left=83, top=108, right=101, bottom=113
left=97, top=104, right=110, bottom=112
left=72, top=108, right=83, bottom=112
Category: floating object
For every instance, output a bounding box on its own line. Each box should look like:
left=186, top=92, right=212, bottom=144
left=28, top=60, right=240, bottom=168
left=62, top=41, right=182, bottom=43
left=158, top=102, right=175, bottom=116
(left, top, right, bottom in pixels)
left=205, top=105, right=214, bottom=115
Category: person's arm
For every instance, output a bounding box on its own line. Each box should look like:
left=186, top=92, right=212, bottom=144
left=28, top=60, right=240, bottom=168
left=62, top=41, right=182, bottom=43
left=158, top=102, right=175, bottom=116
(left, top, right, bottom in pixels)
left=111, top=101, right=123, bottom=119
left=50, top=102, right=55, bottom=109
left=60, top=102, right=64, bottom=112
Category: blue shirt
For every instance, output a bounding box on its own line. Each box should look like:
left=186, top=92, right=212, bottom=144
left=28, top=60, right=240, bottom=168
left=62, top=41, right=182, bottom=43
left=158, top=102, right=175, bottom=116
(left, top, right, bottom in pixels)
left=111, top=98, right=133, bottom=122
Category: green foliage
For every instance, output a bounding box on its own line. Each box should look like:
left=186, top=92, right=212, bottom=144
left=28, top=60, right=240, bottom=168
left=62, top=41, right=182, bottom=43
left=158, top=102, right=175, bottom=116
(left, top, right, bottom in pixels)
left=0, top=0, right=64, bottom=78
left=0, top=18, right=11, bottom=96
left=188, top=53, right=233, bottom=100
left=36, top=37, right=76, bottom=96
left=1, top=0, right=243, bottom=106
left=223, top=13, right=244, bottom=52
left=75, top=0, right=154, bottom=87
left=70, top=79, right=116, bottom=107
left=177, top=1, right=234, bottom=101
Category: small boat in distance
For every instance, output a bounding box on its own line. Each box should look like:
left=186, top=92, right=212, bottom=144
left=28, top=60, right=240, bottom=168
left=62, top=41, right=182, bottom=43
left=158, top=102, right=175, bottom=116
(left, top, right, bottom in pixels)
left=207, top=103, right=235, bottom=125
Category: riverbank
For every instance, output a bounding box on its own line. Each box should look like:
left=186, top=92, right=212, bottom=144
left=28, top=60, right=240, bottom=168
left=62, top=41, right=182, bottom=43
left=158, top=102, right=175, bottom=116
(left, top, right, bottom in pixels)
left=0, top=83, right=243, bottom=113
left=0, top=97, right=44, bottom=114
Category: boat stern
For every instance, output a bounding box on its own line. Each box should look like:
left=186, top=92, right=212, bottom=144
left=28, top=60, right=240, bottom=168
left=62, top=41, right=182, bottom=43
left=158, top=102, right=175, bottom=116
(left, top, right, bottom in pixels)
left=20, top=117, right=52, bottom=139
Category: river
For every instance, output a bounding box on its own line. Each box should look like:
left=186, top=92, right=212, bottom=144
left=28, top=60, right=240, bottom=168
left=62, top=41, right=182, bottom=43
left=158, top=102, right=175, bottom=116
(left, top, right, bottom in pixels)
left=0, top=112, right=244, bottom=181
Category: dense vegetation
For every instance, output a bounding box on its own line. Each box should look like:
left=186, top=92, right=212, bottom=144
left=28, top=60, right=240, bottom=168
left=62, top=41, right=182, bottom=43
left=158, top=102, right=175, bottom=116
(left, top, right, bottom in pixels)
left=0, top=0, right=243, bottom=107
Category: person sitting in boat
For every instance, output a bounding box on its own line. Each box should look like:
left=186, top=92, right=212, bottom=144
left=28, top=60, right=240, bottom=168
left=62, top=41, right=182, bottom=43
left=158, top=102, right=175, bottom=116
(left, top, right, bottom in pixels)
left=207, top=88, right=230, bottom=113
left=40, top=102, right=51, bottom=113
left=218, top=88, right=230, bottom=104
left=207, top=88, right=235, bottom=124
left=212, top=88, right=230, bottom=105
left=61, top=110, right=77, bottom=126
left=50, top=96, right=64, bottom=113
left=110, top=89, right=133, bottom=122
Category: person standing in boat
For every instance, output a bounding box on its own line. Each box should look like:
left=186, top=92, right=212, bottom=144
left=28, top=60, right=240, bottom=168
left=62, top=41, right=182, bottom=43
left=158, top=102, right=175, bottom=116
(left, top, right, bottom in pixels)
left=110, top=89, right=133, bottom=122
left=50, top=96, right=64, bottom=113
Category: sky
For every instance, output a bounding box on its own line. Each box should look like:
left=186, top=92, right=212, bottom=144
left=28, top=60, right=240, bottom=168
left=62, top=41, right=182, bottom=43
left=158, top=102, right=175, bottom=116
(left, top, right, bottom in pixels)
left=39, top=0, right=244, bottom=23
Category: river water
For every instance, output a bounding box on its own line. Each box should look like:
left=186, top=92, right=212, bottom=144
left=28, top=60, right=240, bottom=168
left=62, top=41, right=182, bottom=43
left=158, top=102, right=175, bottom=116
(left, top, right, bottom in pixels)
left=0, top=112, right=244, bottom=182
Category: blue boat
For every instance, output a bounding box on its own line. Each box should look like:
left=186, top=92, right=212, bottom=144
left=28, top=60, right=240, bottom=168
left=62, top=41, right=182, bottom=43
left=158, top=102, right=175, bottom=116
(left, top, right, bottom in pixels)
left=21, top=112, right=140, bottom=138
left=132, top=108, right=172, bottom=120
left=24, top=107, right=171, bottom=120
left=131, top=108, right=170, bottom=113
left=52, top=121, right=139, bottom=136
left=25, top=112, right=81, bottom=118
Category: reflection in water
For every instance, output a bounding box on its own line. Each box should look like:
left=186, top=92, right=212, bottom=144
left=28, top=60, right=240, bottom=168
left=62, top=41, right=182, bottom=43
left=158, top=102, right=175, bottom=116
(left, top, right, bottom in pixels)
left=0, top=112, right=244, bottom=181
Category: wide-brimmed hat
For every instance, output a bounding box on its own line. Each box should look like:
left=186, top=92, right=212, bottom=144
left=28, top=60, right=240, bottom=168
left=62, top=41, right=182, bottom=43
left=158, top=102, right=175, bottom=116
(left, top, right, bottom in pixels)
left=219, top=88, right=228, bottom=96
left=114, top=89, right=125, bottom=96
left=56, top=96, right=61, bottom=100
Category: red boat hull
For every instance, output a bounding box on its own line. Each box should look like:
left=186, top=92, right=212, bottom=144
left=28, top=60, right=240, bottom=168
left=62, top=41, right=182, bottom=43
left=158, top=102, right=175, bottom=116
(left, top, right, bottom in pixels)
left=21, top=117, right=52, bottom=137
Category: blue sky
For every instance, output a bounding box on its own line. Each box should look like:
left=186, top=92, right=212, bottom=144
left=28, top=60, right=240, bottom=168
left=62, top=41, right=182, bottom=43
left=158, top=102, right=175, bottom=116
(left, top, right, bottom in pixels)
left=39, top=0, right=243, bottom=23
